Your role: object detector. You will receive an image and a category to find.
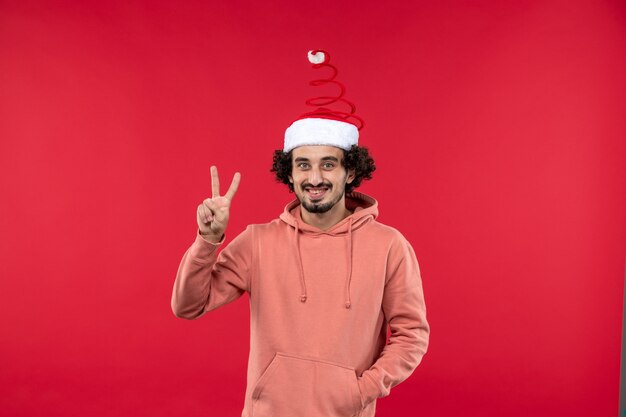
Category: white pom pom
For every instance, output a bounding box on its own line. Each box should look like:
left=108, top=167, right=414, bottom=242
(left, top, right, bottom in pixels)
left=308, top=50, right=326, bottom=64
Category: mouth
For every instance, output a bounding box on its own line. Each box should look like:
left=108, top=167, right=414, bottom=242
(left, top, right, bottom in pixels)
left=303, top=186, right=330, bottom=201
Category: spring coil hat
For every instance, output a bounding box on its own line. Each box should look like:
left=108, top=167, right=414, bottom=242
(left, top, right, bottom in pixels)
left=283, top=50, right=364, bottom=153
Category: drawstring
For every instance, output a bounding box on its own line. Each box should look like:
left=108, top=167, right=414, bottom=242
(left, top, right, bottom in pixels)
left=294, top=221, right=308, bottom=303
left=344, top=217, right=353, bottom=309
left=293, top=216, right=354, bottom=309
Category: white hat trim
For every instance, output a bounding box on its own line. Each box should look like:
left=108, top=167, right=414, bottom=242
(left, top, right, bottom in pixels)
left=284, top=118, right=359, bottom=153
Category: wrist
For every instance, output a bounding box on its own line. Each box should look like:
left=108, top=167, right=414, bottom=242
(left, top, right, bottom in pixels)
left=198, top=230, right=224, bottom=244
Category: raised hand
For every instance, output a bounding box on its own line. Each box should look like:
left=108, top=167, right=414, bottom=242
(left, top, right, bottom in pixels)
left=197, top=166, right=241, bottom=243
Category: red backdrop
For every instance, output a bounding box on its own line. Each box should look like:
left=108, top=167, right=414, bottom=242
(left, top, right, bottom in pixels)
left=1, top=1, right=625, bottom=416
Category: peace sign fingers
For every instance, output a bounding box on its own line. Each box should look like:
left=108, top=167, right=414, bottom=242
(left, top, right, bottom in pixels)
left=198, top=166, right=241, bottom=241
left=211, top=166, right=220, bottom=198
left=211, top=166, right=240, bottom=201
left=225, top=172, right=241, bottom=201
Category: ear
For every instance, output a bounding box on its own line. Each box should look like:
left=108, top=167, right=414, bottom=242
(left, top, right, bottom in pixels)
left=288, top=175, right=294, bottom=184
left=346, top=169, right=356, bottom=184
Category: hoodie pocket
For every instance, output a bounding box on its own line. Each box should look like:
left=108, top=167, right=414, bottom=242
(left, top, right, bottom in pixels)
left=252, top=352, right=363, bottom=417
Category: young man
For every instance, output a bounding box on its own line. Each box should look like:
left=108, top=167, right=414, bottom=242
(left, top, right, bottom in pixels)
left=172, top=50, right=429, bottom=417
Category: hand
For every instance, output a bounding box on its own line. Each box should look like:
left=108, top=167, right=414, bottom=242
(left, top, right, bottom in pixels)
left=197, top=166, right=241, bottom=243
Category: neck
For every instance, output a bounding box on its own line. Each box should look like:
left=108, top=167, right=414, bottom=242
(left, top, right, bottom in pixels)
left=300, top=196, right=352, bottom=231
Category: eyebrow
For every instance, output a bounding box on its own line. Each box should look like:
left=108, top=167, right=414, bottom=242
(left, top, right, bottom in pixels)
left=294, top=156, right=340, bottom=162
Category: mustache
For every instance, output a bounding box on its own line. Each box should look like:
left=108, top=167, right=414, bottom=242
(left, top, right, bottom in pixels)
left=301, top=182, right=332, bottom=189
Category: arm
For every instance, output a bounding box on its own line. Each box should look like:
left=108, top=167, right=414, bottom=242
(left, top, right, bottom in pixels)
left=357, top=236, right=430, bottom=406
left=171, top=165, right=246, bottom=319
left=171, top=227, right=253, bottom=319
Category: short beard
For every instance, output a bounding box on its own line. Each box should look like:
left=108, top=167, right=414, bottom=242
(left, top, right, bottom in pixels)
left=300, top=188, right=345, bottom=214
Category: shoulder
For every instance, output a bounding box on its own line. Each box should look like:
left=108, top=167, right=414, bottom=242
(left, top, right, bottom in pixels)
left=245, top=218, right=287, bottom=236
left=224, top=219, right=284, bottom=251
left=364, top=219, right=410, bottom=245
left=363, top=220, right=419, bottom=267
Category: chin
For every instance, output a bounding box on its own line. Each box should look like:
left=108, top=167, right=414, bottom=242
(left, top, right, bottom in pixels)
left=301, top=196, right=339, bottom=214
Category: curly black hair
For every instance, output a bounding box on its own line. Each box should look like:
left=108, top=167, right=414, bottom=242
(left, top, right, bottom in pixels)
left=271, top=145, right=376, bottom=194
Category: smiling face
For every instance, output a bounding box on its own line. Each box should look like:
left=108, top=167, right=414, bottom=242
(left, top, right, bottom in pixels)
left=289, top=145, right=355, bottom=215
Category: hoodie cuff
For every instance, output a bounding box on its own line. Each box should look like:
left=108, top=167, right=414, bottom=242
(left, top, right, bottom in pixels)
left=357, top=372, right=381, bottom=408
left=189, top=230, right=224, bottom=263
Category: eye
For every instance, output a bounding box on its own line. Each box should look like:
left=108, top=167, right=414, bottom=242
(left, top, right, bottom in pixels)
left=296, top=162, right=310, bottom=169
left=322, top=162, right=335, bottom=169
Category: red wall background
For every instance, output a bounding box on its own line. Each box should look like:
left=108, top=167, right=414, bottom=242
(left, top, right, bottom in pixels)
left=1, top=1, right=625, bottom=416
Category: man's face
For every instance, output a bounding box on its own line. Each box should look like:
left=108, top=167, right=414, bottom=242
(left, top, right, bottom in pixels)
left=289, top=145, right=355, bottom=214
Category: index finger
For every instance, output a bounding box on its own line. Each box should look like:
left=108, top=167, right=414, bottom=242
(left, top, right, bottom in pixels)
left=211, top=166, right=220, bottom=198
left=224, top=172, right=241, bottom=201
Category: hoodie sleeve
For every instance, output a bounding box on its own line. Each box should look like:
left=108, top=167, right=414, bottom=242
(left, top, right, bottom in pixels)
left=171, top=227, right=254, bottom=319
left=357, top=235, right=430, bottom=407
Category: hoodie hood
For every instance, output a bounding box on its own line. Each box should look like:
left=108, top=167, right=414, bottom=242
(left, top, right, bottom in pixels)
left=279, top=192, right=379, bottom=309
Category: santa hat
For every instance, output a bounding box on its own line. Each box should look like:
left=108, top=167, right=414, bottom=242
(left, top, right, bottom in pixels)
left=283, top=50, right=364, bottom=153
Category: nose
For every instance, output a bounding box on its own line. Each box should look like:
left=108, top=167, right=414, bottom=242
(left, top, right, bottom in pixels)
left=308, top=166, right=323, bottom=185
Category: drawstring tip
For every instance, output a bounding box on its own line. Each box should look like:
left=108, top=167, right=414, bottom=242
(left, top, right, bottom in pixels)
left=345, top=302, right=351, bottom=309
left=300, top=295, right=307, bottom=303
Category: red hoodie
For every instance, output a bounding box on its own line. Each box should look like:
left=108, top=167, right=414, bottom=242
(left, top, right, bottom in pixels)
left=172, top=192, right=429, bottom=417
